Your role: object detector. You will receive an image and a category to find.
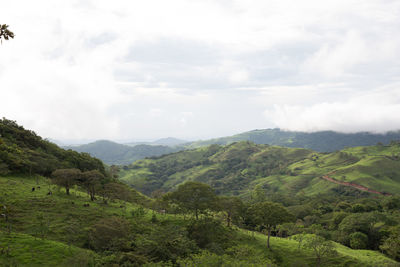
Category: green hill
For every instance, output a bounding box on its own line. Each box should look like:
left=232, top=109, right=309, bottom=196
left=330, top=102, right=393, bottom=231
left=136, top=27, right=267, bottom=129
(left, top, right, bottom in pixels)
left=188, top=129, right=400, bottom=152
left=120, top=141, right=400, bottom=197
left=65, top=140, right=182, bottom=165
left=0, top=118, right=105, bottom=176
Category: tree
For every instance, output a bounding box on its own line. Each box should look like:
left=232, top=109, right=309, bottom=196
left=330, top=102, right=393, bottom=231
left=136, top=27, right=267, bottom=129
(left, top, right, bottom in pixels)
left=247, top=201, right=294, bottom=248
left=380, top=226, right=400, bottom=261
left=89, top=217, right=131, bottom=252
left=0, top=24, right=14, bottom=43
left=301, top=234, right=337, bottom=267
left=349, top=232, right=368, bottom=249
left=80, top=170, right=105, bottom=201
left=218, top=196, right=245, bottom=227
left=169, top=181, right=217, bottom=220
left=51, top=168, right=81, bottom=195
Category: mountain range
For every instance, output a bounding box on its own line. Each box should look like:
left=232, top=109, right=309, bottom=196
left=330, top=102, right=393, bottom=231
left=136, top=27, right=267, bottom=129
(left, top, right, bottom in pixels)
left=65, top=129, right=400, bottom=165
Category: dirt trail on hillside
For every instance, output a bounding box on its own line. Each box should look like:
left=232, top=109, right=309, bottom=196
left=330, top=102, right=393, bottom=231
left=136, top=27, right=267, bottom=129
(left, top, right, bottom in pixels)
left=320, top=174, right=392, bottom=196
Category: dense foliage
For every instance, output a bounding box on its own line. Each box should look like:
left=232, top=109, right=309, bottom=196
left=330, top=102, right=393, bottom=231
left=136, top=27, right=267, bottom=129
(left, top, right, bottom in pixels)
left=0, top=118, right=105, bottom=176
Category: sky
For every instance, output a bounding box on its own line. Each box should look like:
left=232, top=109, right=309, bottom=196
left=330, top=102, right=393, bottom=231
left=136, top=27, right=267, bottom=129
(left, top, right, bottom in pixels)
left=1, top=0, right=400, bottom=143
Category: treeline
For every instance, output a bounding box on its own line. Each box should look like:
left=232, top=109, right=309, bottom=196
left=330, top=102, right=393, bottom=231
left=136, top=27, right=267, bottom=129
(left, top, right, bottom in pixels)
left=0, top=118, right=105, bottom=176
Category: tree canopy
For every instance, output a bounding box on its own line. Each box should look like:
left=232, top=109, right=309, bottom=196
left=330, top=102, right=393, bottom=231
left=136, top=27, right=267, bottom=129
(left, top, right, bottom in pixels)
left=168, top=181, right=217, bottom=219
left=247, top=201, right=294, bottom=248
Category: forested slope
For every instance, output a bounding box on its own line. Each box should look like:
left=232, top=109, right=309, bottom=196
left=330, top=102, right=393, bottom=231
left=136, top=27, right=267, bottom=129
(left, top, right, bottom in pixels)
left=120, top=141, right=400, bottom=197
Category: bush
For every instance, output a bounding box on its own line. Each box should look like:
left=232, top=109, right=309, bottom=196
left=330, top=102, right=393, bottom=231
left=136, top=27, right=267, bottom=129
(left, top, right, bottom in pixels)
left=89, top=217, right=131, bottom=252
left=186, top=218, right=234, bottom=253
left=349, top=232, right=368, bottom=249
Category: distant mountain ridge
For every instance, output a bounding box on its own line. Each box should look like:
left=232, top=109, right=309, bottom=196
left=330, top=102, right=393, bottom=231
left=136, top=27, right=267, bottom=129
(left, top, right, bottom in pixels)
left=187, top=129, right=400, bottom=152
left=65, top=129, right=400, bottom=165
left=124, top=137, right=188, bottom=147
left=64, top=140, right=182, bottom=165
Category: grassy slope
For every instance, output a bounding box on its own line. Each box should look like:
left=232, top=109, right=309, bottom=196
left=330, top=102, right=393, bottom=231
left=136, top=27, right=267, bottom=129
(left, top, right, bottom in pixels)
left=0, top=175, right=150, bottom=266
left=0, top=232, right=96, bottom=267
left=1, top=175, right=396, bottom=266
left=120, top=142, right=400, bottom=197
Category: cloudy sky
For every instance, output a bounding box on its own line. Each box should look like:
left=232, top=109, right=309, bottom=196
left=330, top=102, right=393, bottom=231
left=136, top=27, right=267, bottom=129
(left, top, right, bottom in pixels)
left=1, top=0, right=400, bottom=143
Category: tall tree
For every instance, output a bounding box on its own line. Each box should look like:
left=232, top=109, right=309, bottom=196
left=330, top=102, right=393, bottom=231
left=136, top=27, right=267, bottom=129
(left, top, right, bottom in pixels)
left=81, top=170, right=105, bottom=201
left=247, top=201, right=294, bottom=248
left=169, top=181, right=217, bottom=220
left=218, top=196, right=245, bottom=227
left=51, top=168, right=81, bottom=195
left=0, top=24, right=14, bottom=43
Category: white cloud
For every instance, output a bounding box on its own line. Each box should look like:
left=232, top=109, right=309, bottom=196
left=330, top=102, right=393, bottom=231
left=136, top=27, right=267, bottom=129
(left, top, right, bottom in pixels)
left=266, top=85, right=400, bottom=133
left=1, top=0, right=400, bottom=141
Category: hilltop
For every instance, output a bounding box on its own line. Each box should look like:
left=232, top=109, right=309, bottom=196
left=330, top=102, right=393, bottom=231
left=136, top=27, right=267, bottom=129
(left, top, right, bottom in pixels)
left=188, top=129, right=400, bottom=152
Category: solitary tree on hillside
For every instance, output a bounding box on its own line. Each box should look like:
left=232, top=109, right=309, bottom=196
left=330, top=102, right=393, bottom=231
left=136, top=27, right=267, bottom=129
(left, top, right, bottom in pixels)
left=301, top=234, right=337, bottom=267
left=0, top=24, right=14, bottom=43
left=218, top=196, right=245, bottom=227
left=169, top=181, right=217, bottom=220
left=52, top=168, right=81, bottom=195
left=81, top=170, right=105, bottom=201
left=247, top=201, right=294, bottom=249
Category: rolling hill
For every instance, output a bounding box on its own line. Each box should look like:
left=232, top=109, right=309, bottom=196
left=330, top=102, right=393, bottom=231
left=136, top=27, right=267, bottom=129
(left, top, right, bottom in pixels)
left=120, top=141, right=400, bottom=197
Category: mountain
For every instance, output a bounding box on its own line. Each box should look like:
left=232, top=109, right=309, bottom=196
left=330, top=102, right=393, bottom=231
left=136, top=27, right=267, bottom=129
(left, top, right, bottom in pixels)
left=187, top=129, right=400, bottom=152
left=65, top=140, right=183, bottom=165
left=120, top=141, right=400, bottom=197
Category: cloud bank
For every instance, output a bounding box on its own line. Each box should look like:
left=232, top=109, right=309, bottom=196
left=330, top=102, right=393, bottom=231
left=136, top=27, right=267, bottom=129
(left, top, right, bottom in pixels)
left=1, top=0, right=400, bottom=141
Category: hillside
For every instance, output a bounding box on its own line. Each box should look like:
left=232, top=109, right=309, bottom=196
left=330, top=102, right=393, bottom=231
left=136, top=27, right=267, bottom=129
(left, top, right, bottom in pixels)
left=0, top=118, right=105, bottom=176
left=188, top=129, right=400, bottom=152
left=120, top=141, right=400, bottom=197
left=65, top=140, right=182, bottom=165
left=1, top=175, right=397, bottom=266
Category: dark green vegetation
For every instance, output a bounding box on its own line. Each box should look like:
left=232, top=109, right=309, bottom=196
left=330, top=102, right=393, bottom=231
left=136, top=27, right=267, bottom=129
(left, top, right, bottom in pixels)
left=0, top=118, right=105, bottom=176
left=188, top=128, right=400, bottom=152
left=1, top=119, right=399, bottom=266
left=65, top=140, right=182, bottom=165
